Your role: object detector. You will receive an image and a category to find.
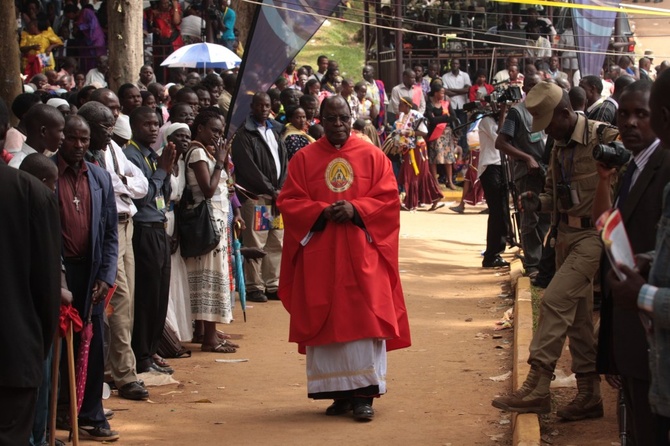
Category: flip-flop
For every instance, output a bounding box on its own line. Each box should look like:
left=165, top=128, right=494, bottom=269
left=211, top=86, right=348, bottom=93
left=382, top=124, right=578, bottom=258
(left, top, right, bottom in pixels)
left=152, top=354, right=171, bottom=368
left=201, top=340, right=237, bottom=353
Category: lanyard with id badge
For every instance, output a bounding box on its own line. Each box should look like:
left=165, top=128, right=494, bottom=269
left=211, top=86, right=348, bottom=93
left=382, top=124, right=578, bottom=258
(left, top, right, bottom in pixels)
left=131, top=141, right=167, bottom=212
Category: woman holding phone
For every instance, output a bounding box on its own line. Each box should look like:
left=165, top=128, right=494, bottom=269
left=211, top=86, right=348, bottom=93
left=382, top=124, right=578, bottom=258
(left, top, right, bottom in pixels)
left=183, top=110, right=238, bottom=353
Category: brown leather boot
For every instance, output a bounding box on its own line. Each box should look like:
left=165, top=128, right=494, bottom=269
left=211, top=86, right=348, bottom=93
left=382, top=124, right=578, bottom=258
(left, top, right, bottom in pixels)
left=492, top=365, right=553, bottom=414
left=556, top=372, right=604, bottom=421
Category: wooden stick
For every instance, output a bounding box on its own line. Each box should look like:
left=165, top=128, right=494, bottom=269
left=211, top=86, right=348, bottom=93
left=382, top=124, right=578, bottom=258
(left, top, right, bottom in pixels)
left=49, top=331, right=61, bottom=446
left=65, top=324, right=79, bottom=445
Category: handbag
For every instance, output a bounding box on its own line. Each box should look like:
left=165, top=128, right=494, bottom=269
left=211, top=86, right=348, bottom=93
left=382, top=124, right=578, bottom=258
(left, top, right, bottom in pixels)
left=177, top=147, right=221, bottom=258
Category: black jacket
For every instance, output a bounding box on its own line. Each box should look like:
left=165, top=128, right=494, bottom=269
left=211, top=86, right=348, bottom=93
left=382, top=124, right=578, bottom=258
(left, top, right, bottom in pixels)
left=232, top=116, right=287, bottom=200
left=0, top=164, right=61, bottom=387
left=597, top=145, right=670, bottom=379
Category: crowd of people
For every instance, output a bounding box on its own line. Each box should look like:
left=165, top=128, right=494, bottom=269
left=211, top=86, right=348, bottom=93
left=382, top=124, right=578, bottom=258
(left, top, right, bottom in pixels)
left=6, top=1, right=670, bottom=445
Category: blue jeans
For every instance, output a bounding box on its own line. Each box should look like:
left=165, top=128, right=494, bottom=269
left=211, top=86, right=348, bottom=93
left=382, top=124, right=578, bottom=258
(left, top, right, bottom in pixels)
left=30, top=346, right=52, bottom=446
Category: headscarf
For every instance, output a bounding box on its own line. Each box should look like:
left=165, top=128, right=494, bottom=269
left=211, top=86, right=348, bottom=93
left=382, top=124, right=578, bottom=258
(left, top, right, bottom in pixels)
left=164, top=122, right=191, bottom=146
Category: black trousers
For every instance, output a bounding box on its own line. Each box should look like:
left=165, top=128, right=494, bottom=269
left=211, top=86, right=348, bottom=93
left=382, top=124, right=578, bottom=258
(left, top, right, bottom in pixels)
left=60, top=260, right=108, bottom=428
left=480, top=165, right=508, bottom=261
left=657, top=413, right=670, bottom=446
left=0, top=386, right=37, bottom=446
left=621, top=375, right=655, bottom=446
left=131, top=225, right=171, bottom=372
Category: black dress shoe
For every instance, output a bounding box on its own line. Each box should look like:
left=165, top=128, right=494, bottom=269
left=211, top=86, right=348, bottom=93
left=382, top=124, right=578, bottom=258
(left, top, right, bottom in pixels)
left=246, top=290, right=268, bottom=302
left=265, top=290, right=280, bottom=301
left=325, top=399, right=353, bottom=416
left=353, top=403, right=374, bottom=421
left=482, top=257, right=510, bottom=268
left=118, top=381, right=150, bottom=400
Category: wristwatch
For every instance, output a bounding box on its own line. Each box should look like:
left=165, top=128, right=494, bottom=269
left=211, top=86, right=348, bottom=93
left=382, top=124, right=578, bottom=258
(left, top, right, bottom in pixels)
left=214, top=163, right=225, bottom=171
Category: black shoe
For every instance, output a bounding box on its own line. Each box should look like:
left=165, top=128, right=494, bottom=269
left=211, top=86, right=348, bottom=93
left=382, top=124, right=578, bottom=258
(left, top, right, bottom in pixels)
left=265, top=290, right=280, bottom=301
left=353, top=403, right=375, bottom=421
left=118, top=381, right=150, bottom=400
left=78, top=425, right=120, bottom=442
left=247, top=290, right=268, bottom=302
left=325, top=399, right=353, bottom=416
left=482, top=257, right=509, bottom=268
left=138, top=361, right=173, bottom=375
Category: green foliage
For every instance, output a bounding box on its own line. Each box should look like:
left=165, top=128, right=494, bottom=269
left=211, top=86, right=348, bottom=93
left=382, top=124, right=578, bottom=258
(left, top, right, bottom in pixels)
left=531, top=284, right=541, bottom=332
left=295, top=2, right=365, bottom=80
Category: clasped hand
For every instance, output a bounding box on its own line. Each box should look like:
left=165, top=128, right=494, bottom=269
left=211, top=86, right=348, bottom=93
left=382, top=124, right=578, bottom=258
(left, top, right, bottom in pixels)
left=323, top=200, right=354, bottom=223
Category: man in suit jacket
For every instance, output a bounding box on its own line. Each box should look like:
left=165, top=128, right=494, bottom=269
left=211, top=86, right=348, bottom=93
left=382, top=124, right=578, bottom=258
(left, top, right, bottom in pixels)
left=0, top=99, right=62, bottom=446
left=55, top=115, right=119, bottom=441
left=592, top=80, right=670, bottom=445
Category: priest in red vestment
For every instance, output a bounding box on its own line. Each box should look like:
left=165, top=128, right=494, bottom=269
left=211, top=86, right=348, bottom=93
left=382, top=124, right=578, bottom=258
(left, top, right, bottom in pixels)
left=277, top=96, right=411, bottom=422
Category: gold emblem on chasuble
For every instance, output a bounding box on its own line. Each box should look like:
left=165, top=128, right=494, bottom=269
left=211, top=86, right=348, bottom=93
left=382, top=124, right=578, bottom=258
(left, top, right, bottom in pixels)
left=325, top=157, right=354, bottom=193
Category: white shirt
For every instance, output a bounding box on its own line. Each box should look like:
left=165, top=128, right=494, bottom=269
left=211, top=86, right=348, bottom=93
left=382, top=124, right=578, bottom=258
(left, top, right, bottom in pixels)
left=441, top=70, right=471, bottom=109
left=104, top=140, right=149, bottom=216
left=181, top=15, right=204, bottom=39
left=8, top=141, right=37, bottom=169
left=258, top=125, right=281, bottom=180
left=85, top=68, right=107, bottom=88
left=477, top=116, right=500, bottom=178
left=525, top=36, right=552, bottom=59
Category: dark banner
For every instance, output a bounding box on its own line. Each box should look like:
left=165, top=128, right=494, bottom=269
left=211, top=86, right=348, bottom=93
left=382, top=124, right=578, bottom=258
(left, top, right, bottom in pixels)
left=226, top=0, right=341, bottom=137
left=573, top=0, right=618, bottom=76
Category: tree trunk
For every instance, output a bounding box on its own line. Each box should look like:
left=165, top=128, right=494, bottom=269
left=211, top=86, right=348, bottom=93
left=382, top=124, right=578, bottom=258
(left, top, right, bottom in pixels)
left=0, top=0, right=22, bottom=123
left=233, top=0, right=257, bottom=49
left=107, top=0, right=144, bottom=93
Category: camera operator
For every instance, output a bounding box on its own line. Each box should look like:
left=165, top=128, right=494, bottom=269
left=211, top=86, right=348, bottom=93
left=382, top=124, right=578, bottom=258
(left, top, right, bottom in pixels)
left=477, top=106, right=509, bottom=268
left=591, top=80, right=670, bottom=445
left=495, top=74, right=548, bottom=279
left=493, top=82, right=619, bottom=421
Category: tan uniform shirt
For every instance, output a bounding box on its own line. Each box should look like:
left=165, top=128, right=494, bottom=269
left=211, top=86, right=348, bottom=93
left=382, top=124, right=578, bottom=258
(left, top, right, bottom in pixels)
left=539, top=114, right=619, bottom=219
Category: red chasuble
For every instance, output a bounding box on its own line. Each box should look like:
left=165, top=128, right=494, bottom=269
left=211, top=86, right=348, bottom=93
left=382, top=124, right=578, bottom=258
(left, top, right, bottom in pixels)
left=277, top=135, right=411, bottom=354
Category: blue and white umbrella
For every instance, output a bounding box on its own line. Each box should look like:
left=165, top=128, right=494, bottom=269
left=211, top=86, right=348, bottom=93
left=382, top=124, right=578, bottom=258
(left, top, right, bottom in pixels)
left=160, top=42, right=241, bottom=70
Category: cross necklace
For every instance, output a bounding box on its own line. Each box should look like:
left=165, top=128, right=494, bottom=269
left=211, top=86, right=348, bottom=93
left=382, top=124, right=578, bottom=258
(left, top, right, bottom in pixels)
left=68, top=175, right=81, bottom=213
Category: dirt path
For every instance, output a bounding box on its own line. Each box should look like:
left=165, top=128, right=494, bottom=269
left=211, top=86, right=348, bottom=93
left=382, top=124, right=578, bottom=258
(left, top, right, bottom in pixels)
left=56, top=203, right=626, bottom=445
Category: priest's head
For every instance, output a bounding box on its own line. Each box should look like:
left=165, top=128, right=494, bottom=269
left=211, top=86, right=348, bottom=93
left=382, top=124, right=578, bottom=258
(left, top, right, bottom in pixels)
left=320, top=96, right=351, bottom=147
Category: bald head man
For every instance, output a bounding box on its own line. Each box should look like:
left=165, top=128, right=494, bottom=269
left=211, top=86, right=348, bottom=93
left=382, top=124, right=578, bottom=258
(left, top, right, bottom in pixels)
left=90, top=88, right=122, bottom=122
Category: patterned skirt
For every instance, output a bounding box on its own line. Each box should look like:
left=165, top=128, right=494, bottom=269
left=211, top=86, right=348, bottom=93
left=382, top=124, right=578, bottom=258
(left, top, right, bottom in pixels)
left=185, top=201, right=233, bottom=324
left=428, top=126, right=456, bottom=165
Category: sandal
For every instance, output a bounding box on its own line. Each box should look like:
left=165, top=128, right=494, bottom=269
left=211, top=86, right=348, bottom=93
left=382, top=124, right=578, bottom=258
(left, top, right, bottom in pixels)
left=428, top=202, right=445, bottom=211
left=152, top=354, right=170, bottom=368
left=201, top=340, right=237, bottom=353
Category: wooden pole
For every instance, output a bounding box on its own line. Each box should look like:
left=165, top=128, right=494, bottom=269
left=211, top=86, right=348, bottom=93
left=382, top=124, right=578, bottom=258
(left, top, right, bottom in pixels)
left=107, top=0, right=144, bottom=93
left=49, top=331, right=62, bottom=446
left=0, top=0, right=22, bottom=124
left=66, top=324, right=79, bottom=445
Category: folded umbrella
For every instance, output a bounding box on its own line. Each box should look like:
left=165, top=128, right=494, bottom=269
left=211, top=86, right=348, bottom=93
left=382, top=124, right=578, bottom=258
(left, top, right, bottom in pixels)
left=232, top=226, right=247, bottom=322
left=75, top=304, right=94, bottom=413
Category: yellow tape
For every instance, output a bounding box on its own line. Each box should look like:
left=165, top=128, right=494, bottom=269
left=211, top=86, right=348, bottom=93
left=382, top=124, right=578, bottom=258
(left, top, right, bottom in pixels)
left=492, top=0, right=670, bottom=17
left=409, top=149, right=419, bottom=176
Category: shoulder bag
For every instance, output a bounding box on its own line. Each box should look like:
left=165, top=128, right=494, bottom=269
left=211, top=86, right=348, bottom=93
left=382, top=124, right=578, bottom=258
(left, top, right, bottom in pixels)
left=177, top=146, right=221, bottom=258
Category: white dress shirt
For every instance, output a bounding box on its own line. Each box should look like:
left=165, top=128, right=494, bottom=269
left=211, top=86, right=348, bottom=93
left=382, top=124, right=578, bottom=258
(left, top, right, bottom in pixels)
left=8, top=142, right=37, bottom=169
left=104, top=140, right=149, bottom=216
left=441, top=70, right=471, bottom=109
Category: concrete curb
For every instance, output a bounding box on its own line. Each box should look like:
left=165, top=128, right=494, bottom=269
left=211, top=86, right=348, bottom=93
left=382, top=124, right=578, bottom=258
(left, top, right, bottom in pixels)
left=510, top=260, right=542, bottom=446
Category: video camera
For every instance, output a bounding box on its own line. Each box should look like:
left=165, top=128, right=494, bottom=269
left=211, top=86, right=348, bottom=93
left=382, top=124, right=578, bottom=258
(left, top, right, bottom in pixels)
left=485, top=85, right=522, bottom=104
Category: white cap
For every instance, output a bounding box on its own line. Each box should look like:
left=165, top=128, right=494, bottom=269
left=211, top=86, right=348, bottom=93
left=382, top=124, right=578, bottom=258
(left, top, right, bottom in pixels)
left=46, top=98, right=70, bottom=109
left=113, top=114, right=132, bottom=140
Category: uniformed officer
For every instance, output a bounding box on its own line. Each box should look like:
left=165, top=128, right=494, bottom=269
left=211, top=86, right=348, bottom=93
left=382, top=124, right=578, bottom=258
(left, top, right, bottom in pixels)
left=492, top=82, right=619, bottom=420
